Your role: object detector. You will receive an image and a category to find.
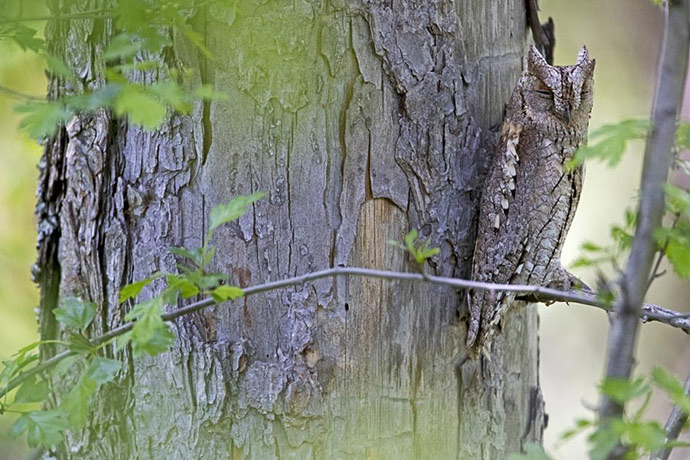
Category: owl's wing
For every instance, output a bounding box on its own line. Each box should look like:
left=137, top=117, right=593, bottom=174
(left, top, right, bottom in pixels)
left=466, top=121, right=525, bottom=349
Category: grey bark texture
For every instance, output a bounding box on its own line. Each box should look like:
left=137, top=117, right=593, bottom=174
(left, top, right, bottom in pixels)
left=36, top=1, right=546, bottom=458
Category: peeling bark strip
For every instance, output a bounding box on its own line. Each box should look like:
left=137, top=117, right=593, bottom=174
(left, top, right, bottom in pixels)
left=37, top=1, right=545, bottom=457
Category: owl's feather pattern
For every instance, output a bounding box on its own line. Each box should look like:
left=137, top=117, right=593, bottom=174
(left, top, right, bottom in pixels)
left=467, top=45, right=595, bottom=354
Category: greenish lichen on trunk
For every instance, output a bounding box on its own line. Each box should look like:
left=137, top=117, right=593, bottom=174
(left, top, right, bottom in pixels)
left=36, top=0, right=546, bottom=458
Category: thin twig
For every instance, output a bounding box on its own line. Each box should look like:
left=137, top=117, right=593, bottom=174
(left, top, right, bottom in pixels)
left=646, top=214, right=680, bottom=292
left=0, top=9, right=113, bottom=24
left=2, top=265, right=688, bottom=401
left=599, top=1, right=690, bottom=458
left=0, top=84, right=43, bottom=101
left=647, top=250, right=667, bottom=292
left=650, top=373, right=690, bottom=460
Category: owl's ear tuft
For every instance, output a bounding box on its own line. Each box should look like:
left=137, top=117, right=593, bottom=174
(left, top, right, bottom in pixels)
left=576, top=46, right=590, bottom=66
left=527, top=45, right=548, bottom=73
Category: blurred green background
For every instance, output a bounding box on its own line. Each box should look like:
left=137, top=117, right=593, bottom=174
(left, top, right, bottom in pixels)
left=0, top=0, right=688, bottom=458
left=0, top=37, right=46, bottom=459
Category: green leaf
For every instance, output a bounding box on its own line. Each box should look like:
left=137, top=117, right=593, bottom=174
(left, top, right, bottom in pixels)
left=211, top=285, right=244, bottom=303
left=180, top=24, right=212, bottom=59
left=61, top=377, right=97, bottom=428
left=169, top=246, right=200, bottom=266
left=13, top=376, right=49, bottom=404
left=666, top=238, right=690, bottom=278
left=167, top=274, right=199, bottom=299
left=209, top=193, right=266, bottom=235
left=624, top=420, right=666, bottom=452
left=131, top=324, right=176, bottom=357
left=149, top=81, right=191, bottom=113
left=664, top=183, right=690, bottom=215
left=84, top=357, right=121, bottom=385
left=595, top=289, right=616, bottom=309
left=507, top=443, right=554, bottom=460
left=611, top=225, right=634, bottom=251
left=123, top=296, right=175, bottom=356
left=43, top=54, right=77, bottom=81
left=599, top=377, right=649, bottom=403
left=569, top=119, right=650, bottom=168
left=15, top=101, right=72, bottom=139
left=51, top=355, right=80, bottom=379
left=119, top=275, right=161, bottom=304
left=113, top=0, right=149, bottom=33
left=200, top=246, right=216, bottom=269
left=67, top=333, right=97, bottom=355
left=66, top=84, right=120, bottom=111
left=397, top=230, right=440, bottom=265
left=104, top=33, right=142, bottom=61
left=676, top=121, right=690, bottom=149
left=588, top=426, right=620, bottom=460
left=581, top=241, right=604, bottom=252
left=631, top=391, right=652, bottom=422
left=53, top=297, right=97, bottom=330
left=1, top=342, right=40, bottom=383
left=199, top=273, right=227, bottom=290
left=10, top=24, right=44, bottom=52
left=560, top=418, right=594, bottom=441
left=113, top=84, right=167, bottom=129
left=10, top=409, right=68, bottom=448
left=58, top=357, right=119, bottom=429
left=652, top=367, right=690, bottom=414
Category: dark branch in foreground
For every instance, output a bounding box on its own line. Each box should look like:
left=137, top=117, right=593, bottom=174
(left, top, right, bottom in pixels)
left=1, top=265, right=688, bottom=401
left=599, top=1, right=690, bottom=451
left=650, top=373, right=690, bottom=460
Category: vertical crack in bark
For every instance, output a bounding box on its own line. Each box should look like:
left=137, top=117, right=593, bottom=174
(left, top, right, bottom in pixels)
left=35, top=127, right=68, bottom=359
left=199, top=5, right=213, bottom=167
left=286, top=112, right=295, bottom=274
left=186, top=351, right=198, bottom=412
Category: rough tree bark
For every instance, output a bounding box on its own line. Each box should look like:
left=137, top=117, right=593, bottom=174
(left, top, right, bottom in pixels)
left=36, top=1, right=545, bottom=458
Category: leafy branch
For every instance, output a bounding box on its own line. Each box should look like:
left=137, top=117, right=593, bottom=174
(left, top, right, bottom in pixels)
left=511, top=368, right=690, bottom=460
left=0, top=0, right=233, bottom=139
left=594, top=1, right=690, bottom=459
left=388, top=229, right=440, bottom=266
left=3, top=169, right=690, bottom=451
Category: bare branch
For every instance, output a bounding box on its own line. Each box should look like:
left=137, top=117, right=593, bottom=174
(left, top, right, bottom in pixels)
left=599, top=0, right=690, bottom=457
left=0, top=84, right=43, bottom=101
left=650, top=373, right=690, bottom=460
left=2, top=265, right=688, bottom=401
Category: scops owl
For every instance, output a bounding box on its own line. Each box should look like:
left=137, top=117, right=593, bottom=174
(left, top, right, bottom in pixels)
left=466, top=45, right=595, bottom=354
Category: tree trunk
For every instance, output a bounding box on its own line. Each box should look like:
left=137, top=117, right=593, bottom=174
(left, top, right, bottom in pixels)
left=37, top=1, right=545, bottom=458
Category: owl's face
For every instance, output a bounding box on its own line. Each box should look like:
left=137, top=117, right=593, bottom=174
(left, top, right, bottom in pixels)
left=522, top=45, right=595, bottom=127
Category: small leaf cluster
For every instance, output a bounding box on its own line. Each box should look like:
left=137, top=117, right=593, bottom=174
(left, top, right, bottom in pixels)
left=117, top=193, right=263, bottom=356
left=0, top=194, right=262, bottom=448
left=567, top=119, right=650, bottom=169
left=2, top=297, right=121, bottom=448
left=389, top=230, right=440, bottom=266
left=1, top=0, right=232, bottom=138
left=571, top=120, right=690, bottom=285
left=556, top=369, right=690, bottom=459
left=657, top=181, right=690, bottom=279
left=572, top=208, right=637, bottom=272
